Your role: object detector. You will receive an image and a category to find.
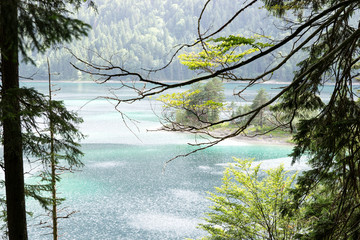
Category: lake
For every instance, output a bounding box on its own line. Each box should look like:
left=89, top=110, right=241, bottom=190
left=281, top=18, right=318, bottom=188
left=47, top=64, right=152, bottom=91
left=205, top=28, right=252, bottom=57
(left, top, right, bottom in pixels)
left=20, top=81, right=310, bottom=239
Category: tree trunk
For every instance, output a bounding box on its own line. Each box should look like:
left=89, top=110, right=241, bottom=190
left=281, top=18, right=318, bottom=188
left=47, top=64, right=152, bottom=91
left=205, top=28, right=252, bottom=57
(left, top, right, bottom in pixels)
left=1, top=0, right=28, bottom=239
left=48, top=59, right=58, bottom=240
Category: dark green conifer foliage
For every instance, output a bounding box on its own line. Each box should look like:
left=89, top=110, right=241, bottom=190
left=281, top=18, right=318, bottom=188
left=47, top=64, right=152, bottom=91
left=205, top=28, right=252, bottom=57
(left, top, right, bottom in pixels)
left=251, top=88, right=269, bottom=128
left=0, top=1, right=90, bottom=239
left=265, top=1, right=360, bottom=238
left=0, top=85, right=84, bottom=238
left=185, top=79, right=225, bottom=124
left=34, top=59, right=84, bottom=240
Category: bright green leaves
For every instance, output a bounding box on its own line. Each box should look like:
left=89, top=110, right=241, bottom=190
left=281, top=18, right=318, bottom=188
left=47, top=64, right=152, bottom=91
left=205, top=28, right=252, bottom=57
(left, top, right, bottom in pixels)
left=157, top=89, right=201, bottom=109
left=179, top=35, right=273, bottom=70
left=192, top=158, right=304, bottom=240
left=158, top=90, right=224, bottom=112
left=157, top=78, right=225, bottom=126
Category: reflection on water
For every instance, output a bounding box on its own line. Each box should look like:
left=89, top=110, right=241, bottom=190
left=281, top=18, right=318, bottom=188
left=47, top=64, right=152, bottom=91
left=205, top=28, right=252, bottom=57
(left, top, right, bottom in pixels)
left=128, top=212, right=199, bottom=234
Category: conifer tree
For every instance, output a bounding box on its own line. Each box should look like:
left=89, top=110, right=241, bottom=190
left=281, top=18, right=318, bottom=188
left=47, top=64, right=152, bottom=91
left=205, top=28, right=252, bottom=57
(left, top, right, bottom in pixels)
left=251, top=88, right=269, bottom=128
left=45, top=59, right=84, bottom=240
left=0, top=1, right=91, bottom=239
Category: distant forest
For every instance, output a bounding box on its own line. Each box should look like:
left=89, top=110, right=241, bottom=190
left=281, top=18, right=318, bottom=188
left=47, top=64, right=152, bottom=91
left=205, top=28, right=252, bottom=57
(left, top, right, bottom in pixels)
left=20, top=0, right=303, bottom=81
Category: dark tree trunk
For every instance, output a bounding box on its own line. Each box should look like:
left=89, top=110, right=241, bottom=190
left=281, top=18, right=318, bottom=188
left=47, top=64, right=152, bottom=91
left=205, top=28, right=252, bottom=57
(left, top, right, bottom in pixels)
left=1, top=0, right=28, bottom=239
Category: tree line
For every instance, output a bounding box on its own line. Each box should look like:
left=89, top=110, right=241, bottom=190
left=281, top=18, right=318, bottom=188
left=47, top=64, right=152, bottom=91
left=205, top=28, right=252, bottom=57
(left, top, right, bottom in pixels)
left=20, top=0, right=302, bottom=82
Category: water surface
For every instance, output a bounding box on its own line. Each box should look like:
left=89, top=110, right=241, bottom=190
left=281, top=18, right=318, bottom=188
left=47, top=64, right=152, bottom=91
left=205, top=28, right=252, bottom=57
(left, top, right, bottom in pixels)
left=21, top=81, right=298, bottom=239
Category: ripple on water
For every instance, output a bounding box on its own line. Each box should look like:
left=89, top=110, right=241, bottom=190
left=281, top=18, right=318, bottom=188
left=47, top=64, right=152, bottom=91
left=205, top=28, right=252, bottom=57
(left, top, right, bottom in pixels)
left=257, top=157, right=310, bottom=171
left=127, top=212, right=199, bottom=234
left=215, top=157, right=310, bottom=171
left=198, top=165, right=212, bottom=171
left=170, top=189, right=205, bottom=203
left=87, top=161, right=126, bottom=168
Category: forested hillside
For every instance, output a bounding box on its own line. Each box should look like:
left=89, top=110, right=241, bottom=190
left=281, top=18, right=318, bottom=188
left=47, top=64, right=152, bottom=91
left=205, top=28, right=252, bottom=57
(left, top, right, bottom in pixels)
left=20, top=0, right=300, bottom=81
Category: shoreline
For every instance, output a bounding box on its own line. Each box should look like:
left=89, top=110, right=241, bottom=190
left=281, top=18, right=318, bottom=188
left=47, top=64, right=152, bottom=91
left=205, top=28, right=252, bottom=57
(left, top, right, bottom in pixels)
left=210, top=128, right=294, bottom=146
left=228, top=134, right=293, bottom=146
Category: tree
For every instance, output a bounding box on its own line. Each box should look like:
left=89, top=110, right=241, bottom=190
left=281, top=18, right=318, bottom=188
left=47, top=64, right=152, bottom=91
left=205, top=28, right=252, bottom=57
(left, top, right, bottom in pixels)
left=44, top=59, right=84, bottom=240
left=251, top=88, right=269, bottom=128
left=157, top=78, right=225, bottom=127
left=0, top=1, right=91, bottom=239
left=189, top=158, right=304, bottom=240
left=231, top=103, right=251, bottom=125
left=5, top=74, right=85, bottom=239
left=1, top=2, right=25, bottom=239
left=72, top=0, right=360, bottom=237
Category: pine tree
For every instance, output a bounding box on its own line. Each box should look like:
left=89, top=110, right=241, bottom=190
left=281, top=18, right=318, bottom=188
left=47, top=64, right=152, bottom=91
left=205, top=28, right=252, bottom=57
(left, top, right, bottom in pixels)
left=45, top=59, right=84, bottom=240
left=251, top=88, right=269, bottom=128
left=0, top=1, right=91, bottom=239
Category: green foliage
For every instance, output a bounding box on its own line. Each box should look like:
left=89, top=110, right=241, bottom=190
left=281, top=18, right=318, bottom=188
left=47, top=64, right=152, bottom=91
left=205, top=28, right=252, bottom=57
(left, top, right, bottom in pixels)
left=264, top=1, right=360, bottom=238
left=179, top=35, right=273, bottom=71
left=1, top=0, right=89, bottom=238
left=158, top=78, right=225, bottom=126
left=230, top=103, right=251, bottom=125
left=16, top=88, right=84, bottom=167
left=263, top=0, right=331, bottom=18
left=190, top=158, right=305, bottom=240
left=251, top=88, right=269, bottom=110
left=287, top=98, right=360, bottom=239
left=0, top=87, right=84, bottom=232
left=18, top=0, right=93, bottom=63
left=229, top=89, right=270, bottom=128
left=20, top=1, right=303, bottom=81
left=251, top=88, right=269, bottom=128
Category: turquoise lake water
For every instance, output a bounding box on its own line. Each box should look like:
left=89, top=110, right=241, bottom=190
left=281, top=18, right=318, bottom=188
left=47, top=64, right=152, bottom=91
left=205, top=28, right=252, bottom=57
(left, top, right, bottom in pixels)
left=20, top=81, right=314, bottom=239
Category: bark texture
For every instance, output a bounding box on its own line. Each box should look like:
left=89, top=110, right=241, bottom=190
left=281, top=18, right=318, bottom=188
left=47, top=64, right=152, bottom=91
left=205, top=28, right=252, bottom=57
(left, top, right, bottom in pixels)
left=1, top=0, right=28, bottom=239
